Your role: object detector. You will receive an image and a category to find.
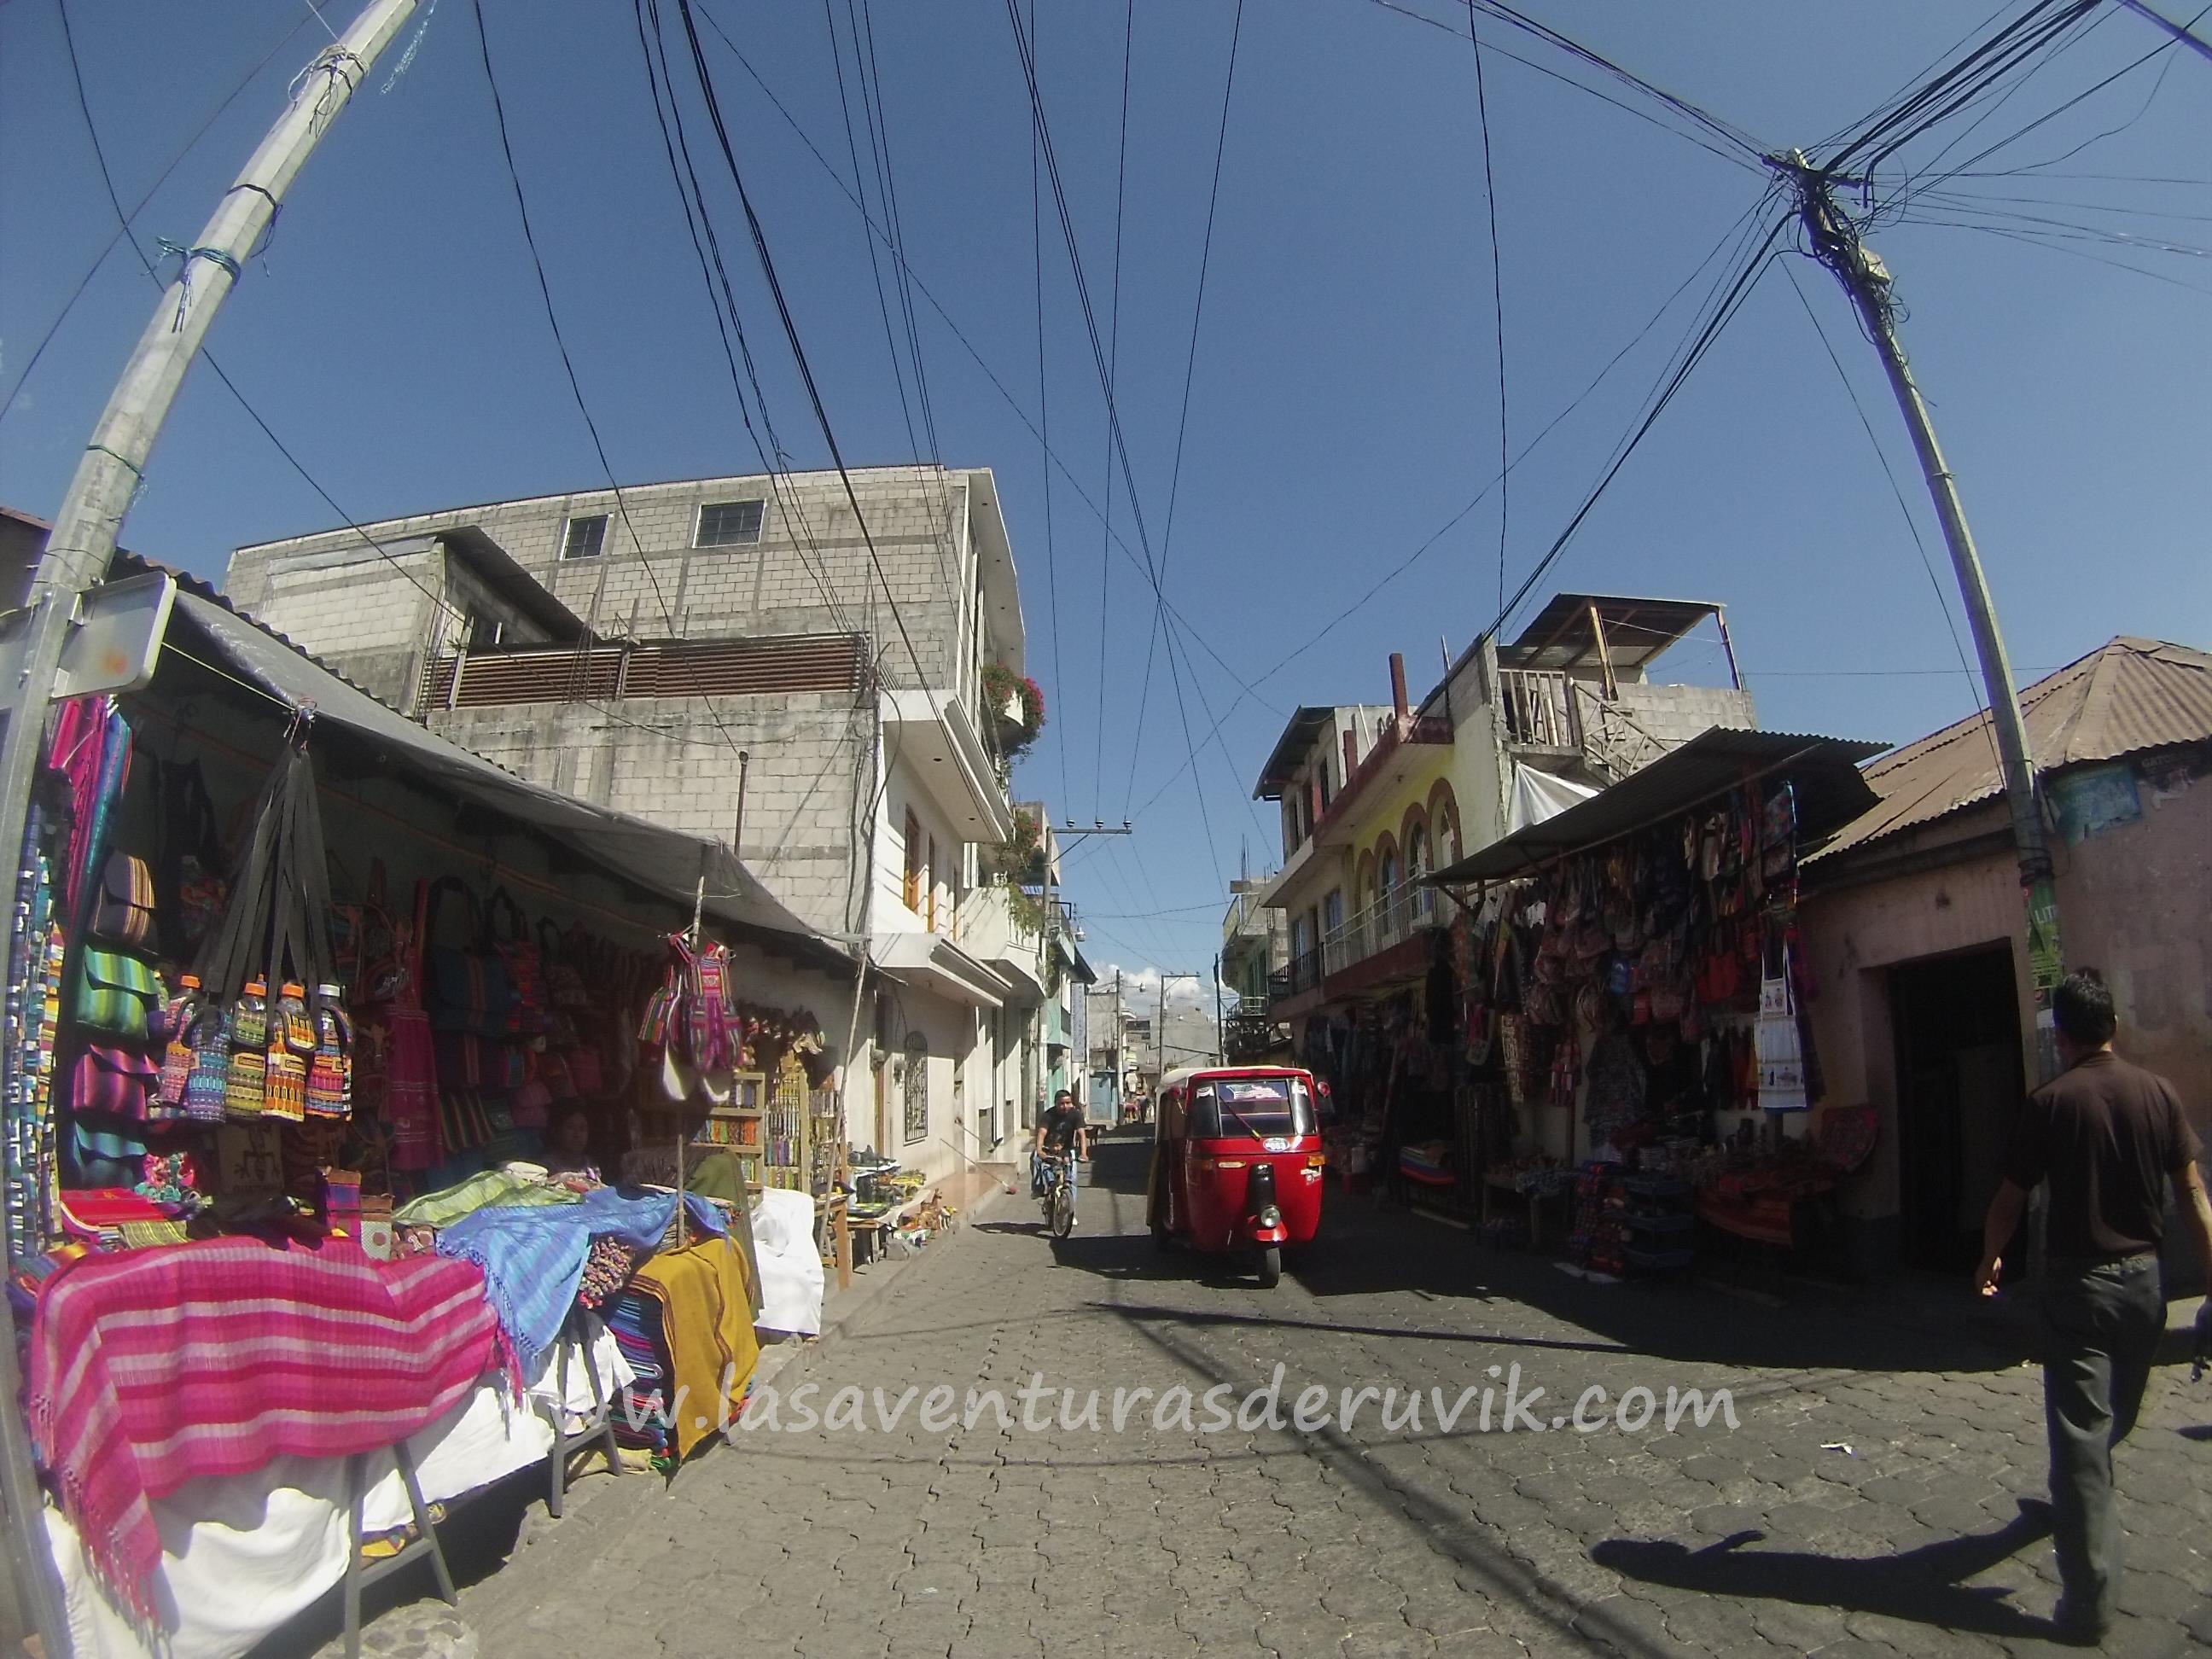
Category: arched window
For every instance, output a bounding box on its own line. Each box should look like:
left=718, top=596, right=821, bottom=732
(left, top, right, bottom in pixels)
left=902, top=1032, right=929, bottom=1144
left=1406, top=824, right=1432, bottom=920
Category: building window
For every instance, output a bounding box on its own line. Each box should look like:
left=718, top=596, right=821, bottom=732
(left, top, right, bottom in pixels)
left=561, top=514, right=607, bottom=560
left=465, top=610, right=504, bottom=650
left=1323, top=888, right=1344, bottom=938
left=696, top=498, right=765, bottom=547
left=1318, top=760, right=1333, bottom=810
left=902, top=810, right=923, bottom=912
left=902, top=1033, right=928, bottom=1144
left=926, top=837, right=940, bottom=934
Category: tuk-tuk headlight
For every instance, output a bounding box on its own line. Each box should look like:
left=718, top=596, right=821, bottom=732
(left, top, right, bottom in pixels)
left=1257, top=1205, right=1282, bottom=1228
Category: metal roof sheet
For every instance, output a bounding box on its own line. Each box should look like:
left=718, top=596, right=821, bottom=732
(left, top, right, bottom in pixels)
left=1504, top=593, right=1726, bottom=673
left=1430, top=727, right=1887, bottom=884
left=1813, top=637, right=2212, bottom=862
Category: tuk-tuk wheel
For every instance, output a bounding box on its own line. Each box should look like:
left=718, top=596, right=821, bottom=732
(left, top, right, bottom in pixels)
left=1256, top=1245, right=1283, bottom=1289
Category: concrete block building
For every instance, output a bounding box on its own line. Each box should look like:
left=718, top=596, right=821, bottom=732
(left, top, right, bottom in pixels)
left=1254, top=594, right=1756, bottom=1039
left=226, top=465, right=1046, bottom=1187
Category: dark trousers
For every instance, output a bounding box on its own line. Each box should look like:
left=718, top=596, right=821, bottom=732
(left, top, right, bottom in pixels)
left=2039, top=1254, right=2164, bottom=1622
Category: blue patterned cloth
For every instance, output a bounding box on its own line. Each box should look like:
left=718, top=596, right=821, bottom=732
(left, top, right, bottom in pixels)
left=435, top=1186, right=725, bottom=1376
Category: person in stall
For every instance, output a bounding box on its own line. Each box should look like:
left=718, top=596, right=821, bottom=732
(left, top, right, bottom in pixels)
left=541, top=1102, right=602, bottom=1184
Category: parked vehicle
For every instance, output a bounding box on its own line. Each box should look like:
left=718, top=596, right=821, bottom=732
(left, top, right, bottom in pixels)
left=1145, top=1066, right=1323, bottom=1287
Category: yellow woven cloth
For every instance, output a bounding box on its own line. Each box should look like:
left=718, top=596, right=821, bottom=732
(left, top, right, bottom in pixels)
left=631, top=1236, right=760, bottom=1459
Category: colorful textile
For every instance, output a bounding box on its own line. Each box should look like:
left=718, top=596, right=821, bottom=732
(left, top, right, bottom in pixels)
left=434, top=1186, right=725, bottom=1378
left=26, top=1237, right=501, bottom=1619
left=605, top=1287, right=672, bottom=1455
left=392, top=1167, right=579, bottom=1229
left=576, top=1234, right=640, bottom=1311
left=630, top=1236, right=759, bottom=1459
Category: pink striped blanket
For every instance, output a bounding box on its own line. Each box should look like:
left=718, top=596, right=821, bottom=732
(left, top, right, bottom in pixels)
left=26, top=1236, right=503, bottom=1620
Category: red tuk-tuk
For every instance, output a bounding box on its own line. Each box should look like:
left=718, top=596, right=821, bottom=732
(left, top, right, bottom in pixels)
left=1146, top=1066, right=1323, bottom=1286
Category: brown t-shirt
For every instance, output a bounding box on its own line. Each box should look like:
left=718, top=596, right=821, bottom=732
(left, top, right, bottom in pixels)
left=2001, top=1051, right=2202, bottom=1260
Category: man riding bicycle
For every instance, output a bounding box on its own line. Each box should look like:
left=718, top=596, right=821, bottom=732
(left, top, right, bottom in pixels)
left=1032, top=1088, right=1089, bottom=1202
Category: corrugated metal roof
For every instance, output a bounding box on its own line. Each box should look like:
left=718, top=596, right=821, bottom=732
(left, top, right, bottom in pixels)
left=1814, top=637, right=2212, bottom=861
left=1430, top=727, right=1887, bottom=883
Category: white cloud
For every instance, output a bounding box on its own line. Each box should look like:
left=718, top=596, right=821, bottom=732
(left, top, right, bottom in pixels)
left=1091, top=962, right=1220, bottom=1017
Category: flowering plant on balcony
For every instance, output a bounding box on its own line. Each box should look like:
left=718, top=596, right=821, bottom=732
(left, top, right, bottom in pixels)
left=982, top=661, right=1046, bottom=760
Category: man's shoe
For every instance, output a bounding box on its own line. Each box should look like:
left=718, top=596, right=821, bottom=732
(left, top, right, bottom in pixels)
left=2051, top=1594, right=2110, bottom=1646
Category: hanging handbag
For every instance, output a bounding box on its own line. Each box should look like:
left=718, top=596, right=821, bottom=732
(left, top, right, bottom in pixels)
left=424, top=879, right=514, bottom=1037
left=92, top=852, right=158, bottom=948
left=73, top=948, right=163, bottom=1040
left=487, top=889, right=545, bottom=1036
left=438, top=1089, right=497, bottom=1154
left=71, top=1045, right=160, bottom=1121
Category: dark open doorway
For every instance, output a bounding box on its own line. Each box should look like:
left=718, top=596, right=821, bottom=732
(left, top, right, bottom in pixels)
left=1890, top=946, right=2025, bottom=1271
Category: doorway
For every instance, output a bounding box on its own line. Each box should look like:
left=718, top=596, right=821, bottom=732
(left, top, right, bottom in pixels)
left=1889, top=946, right=2024, bottom=1270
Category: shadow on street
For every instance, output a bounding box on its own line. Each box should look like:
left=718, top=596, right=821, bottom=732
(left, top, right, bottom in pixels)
left=1592, top=1499, right=2059, bottom=1643
left=1068, top=1132, right=2021, bottom=1377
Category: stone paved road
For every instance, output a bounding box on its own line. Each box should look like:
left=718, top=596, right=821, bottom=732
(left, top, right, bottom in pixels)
left=338, top=1133, right=2210, bottom=1658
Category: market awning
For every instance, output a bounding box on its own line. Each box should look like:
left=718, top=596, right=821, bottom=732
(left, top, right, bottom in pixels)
left=1429, top=727, right=1889, bottom=884
left=869, top=932, right=1014, bottom=1010
left=166, top=591, right=853, bottom=975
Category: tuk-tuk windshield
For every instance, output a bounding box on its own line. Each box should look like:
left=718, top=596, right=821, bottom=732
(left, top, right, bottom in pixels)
left=1190, top=1076, right=1315, bottom=1139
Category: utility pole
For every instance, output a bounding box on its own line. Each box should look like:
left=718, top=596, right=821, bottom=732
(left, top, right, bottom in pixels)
left=1777, top=153, right=2064, bottom=1048
left=1045, top=817, right=1129, bottom=1121
left=1214, top=953, right=1225, bottom=1066
left=1156, top=971, right=1202, bottom=1108
left=0, top=7, right=422, bottom=1649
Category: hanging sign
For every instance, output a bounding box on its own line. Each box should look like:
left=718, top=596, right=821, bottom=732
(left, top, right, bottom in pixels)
left=0, top=572, right=175, bottom=710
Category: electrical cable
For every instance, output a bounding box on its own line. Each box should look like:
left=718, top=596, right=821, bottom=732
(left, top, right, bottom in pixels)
left=1093, top=0, right=1135, bottom=824
left=1027, top=0, right=1071, bottom=815
left=1775, top=258, right=1988, bottom=733
left=662, top=0, right=946, bottom=731
left=1117, top=193, right=1787, bottom=824
left=474, top=0, right=768, bottom=780
left=1, top=4, right=316, bottom=424
left=1360, top=0, right=1764, bottom=173
left=692, top=0, right=1276, bottom=718
left=1468, top=10, right=1509, bottom=620
left=1121, top=0, right=1243, bottom=823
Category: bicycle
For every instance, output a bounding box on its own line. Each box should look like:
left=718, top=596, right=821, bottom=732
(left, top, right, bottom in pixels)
left=1035, top=1150, right=1077, bottom=1239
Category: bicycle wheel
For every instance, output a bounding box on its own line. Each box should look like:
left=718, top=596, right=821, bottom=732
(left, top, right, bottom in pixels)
left=1051, top=1185, right=1074, bottom=1239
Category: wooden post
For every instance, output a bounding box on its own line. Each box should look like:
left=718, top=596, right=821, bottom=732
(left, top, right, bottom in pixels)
left=1587, top=603, right=1618, bottom=702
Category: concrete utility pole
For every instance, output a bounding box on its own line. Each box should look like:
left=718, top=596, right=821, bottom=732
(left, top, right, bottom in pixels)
left=0, top=5, right=423, bottom=1645
left=1214, top=953, right=1225, bottom=1066
left=1044, top=818, right=1128, bottom=1118
left=1157, top=971, right=1202, bottom=1100
left=1777, top=154, right=2064, bottom=1022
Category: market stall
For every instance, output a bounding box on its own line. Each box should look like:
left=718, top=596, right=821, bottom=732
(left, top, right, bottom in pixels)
left=1430, top=729, right=1884, bottom=1278
left=4, top=579, right=857, bottom=1656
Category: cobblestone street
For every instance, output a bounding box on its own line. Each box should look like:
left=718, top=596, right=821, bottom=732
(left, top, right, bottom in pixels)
left=342, top=1133, right=2211, bottom=1658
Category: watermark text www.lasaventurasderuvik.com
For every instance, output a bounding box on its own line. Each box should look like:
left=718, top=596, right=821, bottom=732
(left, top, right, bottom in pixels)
left=621, top=1363, right=1740, bottom=1445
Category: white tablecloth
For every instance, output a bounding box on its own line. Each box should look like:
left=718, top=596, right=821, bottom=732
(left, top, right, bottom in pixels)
left=46, top=1324, right=632, bottom=1659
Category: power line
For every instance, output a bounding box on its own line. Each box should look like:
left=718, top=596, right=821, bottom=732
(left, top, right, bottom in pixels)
left=1026, top=0, right=1070, bottom=815
left=691, top=3, right=1278, bottom=722
left=1775, top=258, right=1986, bottom=728
left=1, top=5, right=315, bottom=424
left=1361, top=0, right=1764, bottom=173
left=1467, top=9, right=1508, bottom=619
left=1093, top=0, right=1135, bottom=824
left=473, top=0, right=767, bottom=783
left=1115, top=192, right=1787, bottom=824
left=1121, top=0, right=1243, bottom=822
left=662, top=0, right=946, bottom=731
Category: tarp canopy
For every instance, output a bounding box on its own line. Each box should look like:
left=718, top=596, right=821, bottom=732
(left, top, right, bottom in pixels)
left=1432, top=728, right=1887, bottom=885
left=1508, top=763, right=1598, bottom=834
left=166, top=591, right=853, bottom=975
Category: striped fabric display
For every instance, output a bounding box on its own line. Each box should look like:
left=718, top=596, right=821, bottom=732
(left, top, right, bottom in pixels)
left=26, top=1237, right=502, bottom=1621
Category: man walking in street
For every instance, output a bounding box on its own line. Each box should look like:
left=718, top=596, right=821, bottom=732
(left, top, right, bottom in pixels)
left=1976, top=969, right=2212, bottom=1644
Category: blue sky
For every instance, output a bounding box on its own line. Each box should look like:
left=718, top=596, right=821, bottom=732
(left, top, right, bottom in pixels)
left=3, top=0, right=2206, bottom=987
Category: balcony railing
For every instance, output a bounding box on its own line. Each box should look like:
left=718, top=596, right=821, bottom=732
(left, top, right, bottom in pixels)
left=1224, top=1013, right=1285, bottom=1063
left=1312, top=711, right=1452, bottom=841
left=1320, top=883, right=1445, bottom=978
left=1499, top=667, right=1579, bottom=749
left=1272, top=947, right=1324, bottom=1008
